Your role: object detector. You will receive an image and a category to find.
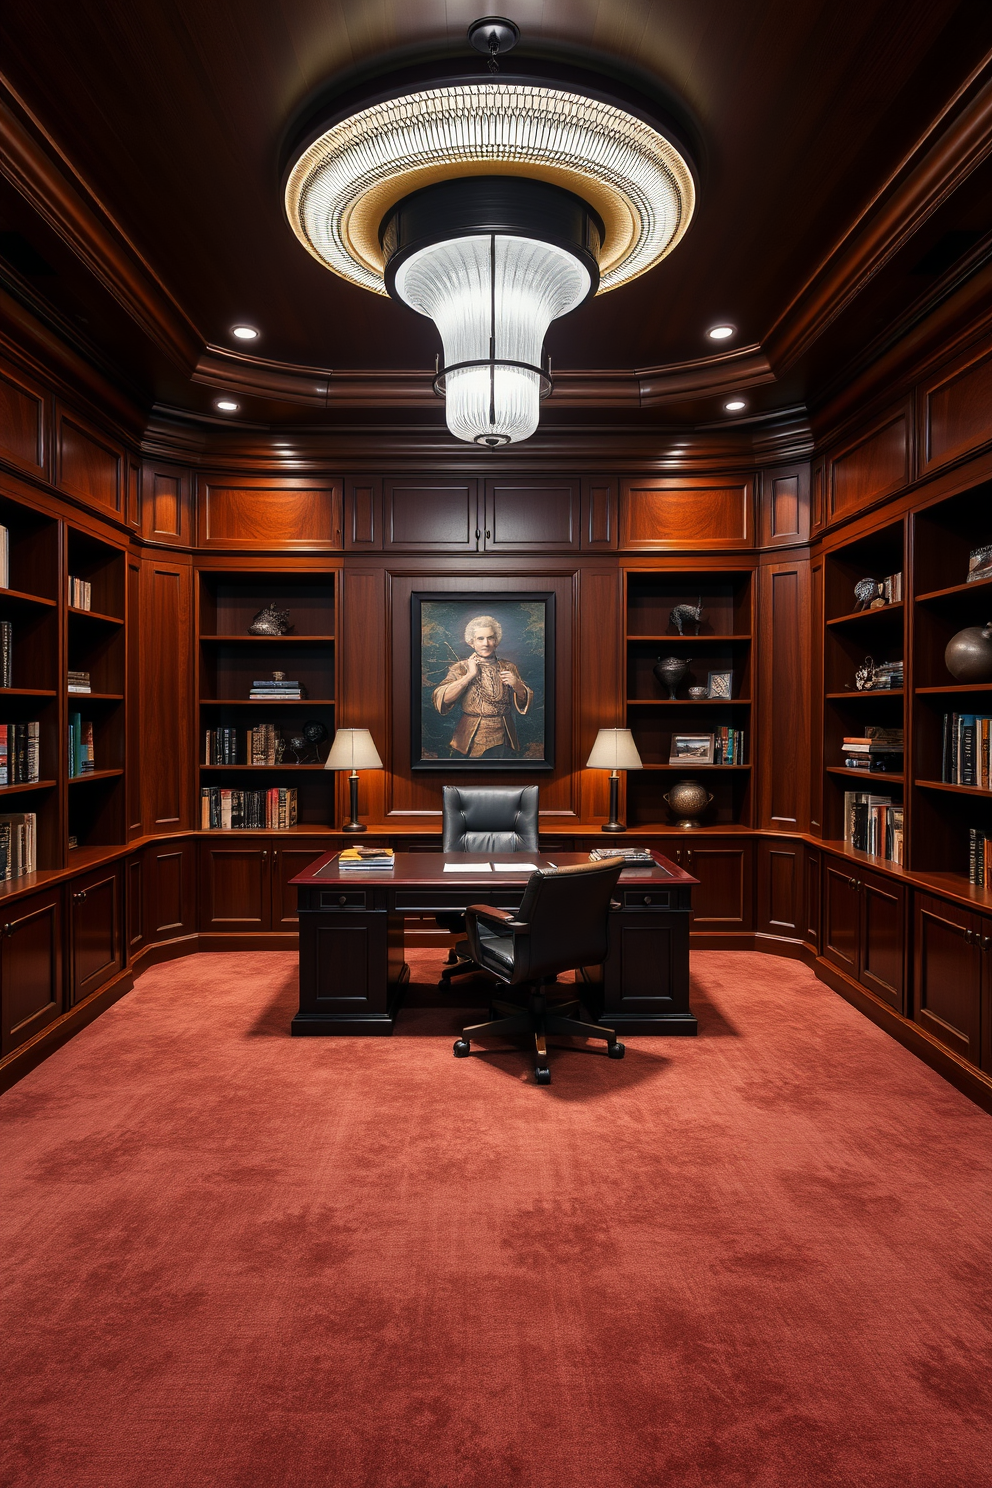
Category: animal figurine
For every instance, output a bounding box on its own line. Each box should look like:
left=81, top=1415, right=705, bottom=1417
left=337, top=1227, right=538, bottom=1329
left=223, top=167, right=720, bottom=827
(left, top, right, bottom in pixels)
left=670, top=599, right=703, bottom=636
left=854, top=579, right=882, bottom=612
left=248, top=602, right=293, bottom=636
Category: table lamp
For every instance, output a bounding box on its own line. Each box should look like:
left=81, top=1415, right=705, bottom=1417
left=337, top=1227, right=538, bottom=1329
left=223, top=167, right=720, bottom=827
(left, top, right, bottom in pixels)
left=324, top=728, right=383, bottom=832
left=586, top=728, right=643, bottom=833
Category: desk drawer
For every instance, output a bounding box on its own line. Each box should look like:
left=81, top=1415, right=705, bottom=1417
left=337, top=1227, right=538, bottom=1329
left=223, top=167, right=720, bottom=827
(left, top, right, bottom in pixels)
left=623, top=889, right=672, bottom=909
left=393, top=888, right=522, bottom=913
left=319, top=890, right=368, bottom=909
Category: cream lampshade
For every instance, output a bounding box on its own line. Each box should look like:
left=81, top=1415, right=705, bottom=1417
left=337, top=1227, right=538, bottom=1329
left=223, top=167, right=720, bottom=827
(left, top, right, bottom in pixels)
left=324, top=728, right=383, bottom=833
left=586, top=728, right=643, bottom=833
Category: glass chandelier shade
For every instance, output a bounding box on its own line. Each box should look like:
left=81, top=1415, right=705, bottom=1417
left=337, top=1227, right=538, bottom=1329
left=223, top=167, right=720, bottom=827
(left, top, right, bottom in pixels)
left=394, top=233, right=589, bottom=446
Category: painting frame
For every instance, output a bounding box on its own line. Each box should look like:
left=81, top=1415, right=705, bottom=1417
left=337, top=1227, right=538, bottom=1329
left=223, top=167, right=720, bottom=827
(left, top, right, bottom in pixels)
left=669, top=732, right=716, bottom=765
left=707, top=668, right=733, bottom=699
left=411, top=591, right=556, bottom=771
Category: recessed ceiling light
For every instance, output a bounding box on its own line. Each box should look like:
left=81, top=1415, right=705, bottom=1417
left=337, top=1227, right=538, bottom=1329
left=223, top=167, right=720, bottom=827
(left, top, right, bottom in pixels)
left=724, top=398, right=746, bottom=412
left=230, top=325, right=259, bottom=340
left=215, top=398, right=240, bottom=413
left=708, top=324, right=735, bottom=341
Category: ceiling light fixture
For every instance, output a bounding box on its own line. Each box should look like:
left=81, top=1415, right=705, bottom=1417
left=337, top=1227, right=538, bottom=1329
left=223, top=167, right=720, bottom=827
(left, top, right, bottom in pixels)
left=215, top=398, right=240, bottom=413
left=230, top=325, right=259, bottom=341
left=283, top=21, right=696, bottom=447
left=724, top=398, right=746, bottom=412
left=707, top=324, right=735, bottom=341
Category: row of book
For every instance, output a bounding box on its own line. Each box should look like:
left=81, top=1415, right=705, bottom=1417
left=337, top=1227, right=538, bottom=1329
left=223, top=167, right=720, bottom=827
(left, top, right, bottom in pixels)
left=0, top=812, right=37, bottom=879
left=842, top=728, right=904, bottom=773
left=0, top=723, right=40, bottom=785
left=714, top=727, right=744, bottom=765
left=200, top=786, right=298, bottom=830
left=967, top=829, right=992, bottom=885
left=0, top=525, right=8, bottom=589
left=68, top=575, right=92, bottom=610
left=1, top=620, right=11, bottom=688
left=250, top=678, right=305, bottom=700
left=204, top=724, right=292, bottom=765
left=338, top=847, right=394, bottom=872
left=68, top=670, right=91, bottom=694
left=68, top=713, right=95, bottom=776
left=879, top=571, right=903, bottom=602
left=941, top=713, right=992, bottom=788
left=843, top=791, right=904, bottom=863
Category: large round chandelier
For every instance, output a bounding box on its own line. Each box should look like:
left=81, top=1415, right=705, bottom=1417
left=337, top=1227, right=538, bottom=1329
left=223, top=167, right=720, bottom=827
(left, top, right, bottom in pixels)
left=284, top=24, right=696, bottom=447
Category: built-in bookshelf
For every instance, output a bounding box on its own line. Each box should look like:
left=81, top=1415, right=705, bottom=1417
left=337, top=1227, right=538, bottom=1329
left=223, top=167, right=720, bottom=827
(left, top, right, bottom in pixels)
left=624, top=570, right=753, bottom=828
left=196, top=572, right=337, bottom=829
left=66, top=527, right=127, bottom=851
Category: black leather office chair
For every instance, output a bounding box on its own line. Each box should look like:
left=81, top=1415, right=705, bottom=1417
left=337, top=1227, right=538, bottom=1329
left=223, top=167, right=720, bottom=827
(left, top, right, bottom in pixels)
left=452, top=857, right=625, bottom=1084
left=437, top=785, right=539, bottom=984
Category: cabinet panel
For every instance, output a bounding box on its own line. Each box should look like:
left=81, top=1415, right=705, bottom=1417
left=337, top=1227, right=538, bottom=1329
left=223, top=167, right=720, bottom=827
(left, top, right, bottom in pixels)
left=1, top=889, right=62, bottom=1055
left=581, top=478, right=617, bottom=550
left=69, top=867, right=122, bottom=1005
left=620, top=477, right=753, bottom=550
left=828, top=405, right=911, bottom=520
left=921, top=342, right=992, bottom=476
left=272, top=845, right=325, bottom=927
left=201, top=843, right=270, bottom=928
left=757, top=838, right=802, bottom=937
left=126, top=854, right=143, bottom=954
left=56, top=406, right=122, bottom=513
left=859, top=869, right=904, bottom=1011
left=0, top=358, right=46, bottom=476
left=914, top=894, right=981, bottom=1065
left=141, top=461, right=190, bottom=544
left=346, top=479, right=381, bottom=549
left=682, top=839, right=752, bottom=929
left=483, top=480, right=579, bottom=551
left=383, top=482, right=479, bottom=552
left=198, top=479, right=342, bottom=549
left=145, top=840, right=196, bottom=939
left=822, top=860, right=860, bottom=977
left=805, top=849, right=821, bottom=950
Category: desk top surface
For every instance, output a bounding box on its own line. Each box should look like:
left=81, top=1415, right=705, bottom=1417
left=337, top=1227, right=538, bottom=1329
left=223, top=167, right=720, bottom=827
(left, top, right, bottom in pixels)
left=290, top=849, right=697, bottom=888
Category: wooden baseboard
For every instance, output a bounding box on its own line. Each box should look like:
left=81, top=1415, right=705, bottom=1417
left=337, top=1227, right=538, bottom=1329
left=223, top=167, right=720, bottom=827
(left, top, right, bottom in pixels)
left=0, top=965, right=135, bottom=1095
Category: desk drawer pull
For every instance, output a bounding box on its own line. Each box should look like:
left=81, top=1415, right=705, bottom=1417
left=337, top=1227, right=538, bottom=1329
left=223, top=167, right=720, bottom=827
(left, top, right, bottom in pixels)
left=319, top=890, right=367, bottom=909
left=623, top=889, right=671, bottom=909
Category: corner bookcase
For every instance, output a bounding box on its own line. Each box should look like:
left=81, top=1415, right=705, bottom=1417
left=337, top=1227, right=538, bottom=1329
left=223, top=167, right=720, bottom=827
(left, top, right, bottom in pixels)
left=195, top=570, right=337, bottom=830
left=66, top=525, right=126, bottom=851
left=624, top=569, right=754, bottom=829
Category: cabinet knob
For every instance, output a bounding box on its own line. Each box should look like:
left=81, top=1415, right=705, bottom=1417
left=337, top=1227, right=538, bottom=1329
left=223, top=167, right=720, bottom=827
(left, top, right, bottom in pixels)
left=686, top=849, right=693, bottom=863
left=475, top=529, right=481, bottom=539
left=338, top=894, right=347, bottom=905
left=643, top=895, right=653, bottom=904
left=2, top=922, right=12, bottom=938
left=485, top=529, right=491, bottom=539
left=73, top=889, right=87, bottom=903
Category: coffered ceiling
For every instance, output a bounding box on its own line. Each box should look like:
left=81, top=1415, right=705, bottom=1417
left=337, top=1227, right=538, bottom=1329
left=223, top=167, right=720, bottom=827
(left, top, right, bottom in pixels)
left=0, top=0, right=991, bottom=436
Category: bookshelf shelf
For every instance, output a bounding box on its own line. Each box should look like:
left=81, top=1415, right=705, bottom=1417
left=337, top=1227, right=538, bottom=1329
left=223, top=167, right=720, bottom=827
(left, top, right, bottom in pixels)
left=198, top=697, right=335, bottom=706
left=69, top=692, right=124, bottom=702
left=200, top=764, right=329, bottom=772
left=826, top=603, right=904, bottom=628
left=0, top=588, right=58, bottom=611
left=68, top=606, right=123, bottom=625
left=826, top=766, right=904, bottom=783
left=640, top=763, right=751, bottom=771
left=917, top=779, right=992, bottom=797
left=625, top=633, right=751, bottom=643
left=825, top=689, right=904, bottom=700
left=0, top=779, right=57, bottom=796
left=0, top=688, right=57, bottom=698
left=198, top=634, right=335, bottom=643
left=916, top=683, right=992, bottom=695
left=916, top=575, right=992, bottom=604
left=627, top=697, right=751, bottom=706
left=68, top=768, right=124, bottom=785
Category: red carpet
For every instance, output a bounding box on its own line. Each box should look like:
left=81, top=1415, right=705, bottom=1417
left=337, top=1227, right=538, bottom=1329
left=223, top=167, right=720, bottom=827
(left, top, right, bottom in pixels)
left=1, top=949, right=990, bottom=1488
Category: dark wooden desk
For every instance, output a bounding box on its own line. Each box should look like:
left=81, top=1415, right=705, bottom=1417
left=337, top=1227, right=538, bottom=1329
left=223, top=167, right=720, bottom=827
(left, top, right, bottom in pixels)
left=290, top=851, right=698, bottom=1037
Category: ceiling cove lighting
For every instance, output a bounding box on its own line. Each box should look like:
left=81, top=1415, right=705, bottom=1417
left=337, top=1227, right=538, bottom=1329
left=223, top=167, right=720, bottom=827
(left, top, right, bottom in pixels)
left=230, top=325, right=259, bottom=340
left=284, top=26, right=696, bottom=447
left=707, top=323, right=735, bottom=341
left=214, top=398, right=240, bottom=413
left=724, top=398, right=746, bottom=412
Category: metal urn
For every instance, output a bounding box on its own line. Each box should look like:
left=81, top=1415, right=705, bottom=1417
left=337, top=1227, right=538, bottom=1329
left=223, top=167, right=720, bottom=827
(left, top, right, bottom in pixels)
left=663, top=777, right=714, bottom=830
left=653, top=656, right=691, bottom=699
left=945, top=621, right=992, bottom=682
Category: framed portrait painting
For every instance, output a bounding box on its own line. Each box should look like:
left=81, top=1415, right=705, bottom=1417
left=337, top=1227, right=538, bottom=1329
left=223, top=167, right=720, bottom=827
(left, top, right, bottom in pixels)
left=411, top=592, right=555, bottom=770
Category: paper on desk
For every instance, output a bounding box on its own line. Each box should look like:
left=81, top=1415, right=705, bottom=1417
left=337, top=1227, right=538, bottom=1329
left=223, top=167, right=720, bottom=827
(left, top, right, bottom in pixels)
left=491, top=862, right=538, bottom=871
left=443, top=863, right=492, bottom=872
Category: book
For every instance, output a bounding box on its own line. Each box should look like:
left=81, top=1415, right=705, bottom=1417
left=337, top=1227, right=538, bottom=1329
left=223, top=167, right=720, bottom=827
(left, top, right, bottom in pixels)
left=199, top=785, right=297, bottom=829
left=0, top=811, right=37, bottom=878
left=68, top=576, right=92, bottom=610
left=0, top=525, right=7, bottom=589
left=68, top=669, right=92, bottom=694
left=0, top=619, right=11, bottom=688
left=589, top=846, right=655, bottom=863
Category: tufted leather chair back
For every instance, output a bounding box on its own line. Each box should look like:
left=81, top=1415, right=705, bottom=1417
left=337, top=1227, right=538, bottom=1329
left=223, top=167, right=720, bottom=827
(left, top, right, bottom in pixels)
left=442, top=785, right=539, bottom=855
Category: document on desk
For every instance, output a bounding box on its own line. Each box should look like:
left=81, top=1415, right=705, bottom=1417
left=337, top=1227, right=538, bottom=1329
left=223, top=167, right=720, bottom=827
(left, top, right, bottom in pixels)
left=443, top=862, right=491, bottom=872
left=491, top=863, right=538, bottom=872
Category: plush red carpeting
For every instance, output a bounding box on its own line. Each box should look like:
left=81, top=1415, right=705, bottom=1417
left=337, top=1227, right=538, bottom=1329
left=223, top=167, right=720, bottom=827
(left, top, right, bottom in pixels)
left=1, top=950, right=991, bottom=1488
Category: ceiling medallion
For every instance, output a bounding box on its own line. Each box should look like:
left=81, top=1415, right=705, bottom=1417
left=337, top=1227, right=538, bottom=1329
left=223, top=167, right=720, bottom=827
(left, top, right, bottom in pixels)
left=284, top=23, right=696, bottom=447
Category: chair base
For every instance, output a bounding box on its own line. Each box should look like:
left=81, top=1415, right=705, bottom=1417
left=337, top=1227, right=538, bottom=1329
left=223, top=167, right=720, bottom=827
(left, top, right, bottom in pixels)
left=452, top=986, right=624, bottom=1083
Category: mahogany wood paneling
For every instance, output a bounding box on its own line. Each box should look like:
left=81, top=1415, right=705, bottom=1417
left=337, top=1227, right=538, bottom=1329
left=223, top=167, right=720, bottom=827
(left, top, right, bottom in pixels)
left=914, top=893, right=982, bottom=1065
left=758, top=558, right=809, bottom=829
left=55, top=405, right=122, bottom=513
left=127, top=460, right=141, bottom=528
left=682, top=838, right=752, bottom=930
left=805, top=848, right=821, bottom=950
left=340, top=567, right=388, bottom=827
left=272, top=844, right=323, bottom=926
left=140, top=557, right=192, bottom=830
left=69, top=865, right=122, bottom=1004
left=760, top=464, right=810, bottom=547
left=345, top=478, right=381, bottom=550
left=0, top=356, right=46, bottom=476
left=581, top=478, right=617, bottom=550
left=197, top=477, right=342, bottom=549
left=809, top=554, right=824, bottom=835
left=0, top=888, right=62, bottom=1055
left=810, top=459, right=825, bottom=533
left=921, top=341, right=992, bottom=476
left=823, top=859, right=861, bottom=979
left=483, top=480, right=580, bottom=552
left=383, top=482, right=479, bottom=553
left=142, top=460, right=190, bottom=544
left=200, top=841, right=269, bottom=928
left=126, top=558, right=142, bottom=835
left=126, top=854, right=143, bottom=954
left=828, top=404, right=911, bottom=521
left=145, top=840, right=196, bottom=939
left=860, top=867, right=904, bottom=1012
left=757, top=837, right=802, bottom=938
left=620, top=477, right=753, bottom=550
left=578, top=567, right=622, bottom=823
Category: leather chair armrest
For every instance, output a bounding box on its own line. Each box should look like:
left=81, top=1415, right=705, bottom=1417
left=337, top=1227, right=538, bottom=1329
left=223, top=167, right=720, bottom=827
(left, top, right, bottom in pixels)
left=466, top=904, right=530, bottom=933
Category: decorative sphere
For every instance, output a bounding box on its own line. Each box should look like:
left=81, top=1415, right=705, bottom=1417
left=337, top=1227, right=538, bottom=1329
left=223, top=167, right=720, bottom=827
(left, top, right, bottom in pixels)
left=302, top=720, right=329, bottom=745
left=945, top=623, right=992, bottom=682
left=287, top=735, right=307, bottom=755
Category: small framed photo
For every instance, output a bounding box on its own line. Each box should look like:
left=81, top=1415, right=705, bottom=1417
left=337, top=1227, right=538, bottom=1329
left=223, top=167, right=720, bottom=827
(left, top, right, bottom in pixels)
left=669, top=732, right=715, bottom=765
left=707, top=669, right=733, bottom=699
left=967, top=545, right=992, bottom=584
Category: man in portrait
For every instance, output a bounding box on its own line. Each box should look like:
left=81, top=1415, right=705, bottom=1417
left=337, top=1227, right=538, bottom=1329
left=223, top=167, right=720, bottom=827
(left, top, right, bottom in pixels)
left=432, top=614, right=534, bottom=759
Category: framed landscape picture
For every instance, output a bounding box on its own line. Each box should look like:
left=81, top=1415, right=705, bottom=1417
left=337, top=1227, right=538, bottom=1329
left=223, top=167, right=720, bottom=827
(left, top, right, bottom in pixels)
left=411, top=592, right=555, bottom=770
left=669, top=732, right=715, bottom=765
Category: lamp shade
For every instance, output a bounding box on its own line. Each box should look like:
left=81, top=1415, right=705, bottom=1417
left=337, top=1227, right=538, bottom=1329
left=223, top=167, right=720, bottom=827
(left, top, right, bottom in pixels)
left=586, top=729, right=643, bottom=771
left=324, top=729, right=383, bottom=771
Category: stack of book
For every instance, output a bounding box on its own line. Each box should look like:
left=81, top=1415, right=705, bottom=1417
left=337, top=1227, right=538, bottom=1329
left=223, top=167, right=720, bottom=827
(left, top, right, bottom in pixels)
left=68, top=712, right=95, bottom=776
left=338, top=846, right=394, bottom=871
left=249, top=722, right=281, bottom=764
left=204, top=727, right=241, bottom=765
left=0, top=722, right=40, bottom=784
left=843, top=791, right=903, bottom=863
left=968, top=829, right=992, bottom=885
left=942, top=713, right=992, bottom=788
left=68, top=670, right=91, bottom=694
left=842, top=728, right=904, bottom=772
left=68, top=576, right=92, bottom=609
left=0, top=812, right=37, bottom=878
left=880, top=571, right=902, bottom=602
left=0, top=525, right=8, bottom=588
left=589, top=846, right=654, bottom=864
left=200, top=786, right=298, bottom=829
left=1, top=620, right=11, bottom=687
left=715, top=727, right=744, bottom=764
left=250, top=677, right=305, bottom=700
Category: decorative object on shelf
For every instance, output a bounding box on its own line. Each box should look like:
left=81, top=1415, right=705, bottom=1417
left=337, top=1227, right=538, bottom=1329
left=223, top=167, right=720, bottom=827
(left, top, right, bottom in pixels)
left=688, top=686, right=708, bottom=699
left=250, top=673, right=305, bottom=699
left=669, top=732, right=715, bottom=765
left=653, top=655, right=691, bottom=699
left=854, top=655, right=877, bottom=691
left=663, top=778, right=714, bottom=830
left=586, top=728, right=643, bottom=833
left=872, top=660, right=904, bottom=689
left=854, top=578, right=882, bottom=610
left=945, top=622, right=992, bottom=682
left=669, top=600, right=703, bottom=636
left=967, top=546, right=992, bottom=584
left=413, top=592, right=553, bottom=770
left=248, top=603, right=292, bottom=636
left=707, top=669, right=732, bottom=699
left=286, top=734, right=308, bottom=763
left=274, top=736, right=286, bottom=764
left=324, top=728, right=384, bottom=833
left=299, top=720, right=329, bottom=763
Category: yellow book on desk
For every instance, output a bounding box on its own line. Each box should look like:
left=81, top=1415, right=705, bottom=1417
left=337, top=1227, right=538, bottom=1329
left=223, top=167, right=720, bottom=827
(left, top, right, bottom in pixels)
left=338, top=847, right=394, bottom=870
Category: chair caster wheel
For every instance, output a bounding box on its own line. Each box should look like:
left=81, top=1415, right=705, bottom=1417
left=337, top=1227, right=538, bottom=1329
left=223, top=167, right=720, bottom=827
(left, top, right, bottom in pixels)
left=535, top=1066, right=551, bottom=1085
left=608, top=1041, right=625, bottom=1059
left=453, top=1039, right=471, bottom=1058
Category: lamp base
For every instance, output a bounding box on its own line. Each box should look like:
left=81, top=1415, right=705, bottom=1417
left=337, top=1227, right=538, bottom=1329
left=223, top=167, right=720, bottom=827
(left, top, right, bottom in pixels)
left=602, top=822, right=626, bottom=833
left=343, top=771, right=365, bottom=833
left=342, top=821, right=367, bottom=833
left=602, top=772, right=625, bottom=833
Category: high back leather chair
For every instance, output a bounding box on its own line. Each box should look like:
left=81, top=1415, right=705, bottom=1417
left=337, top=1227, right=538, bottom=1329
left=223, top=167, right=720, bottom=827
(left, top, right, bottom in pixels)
left=452, top=856, right=626, bottom=1084
left=437, top=785, right=539, bottom=984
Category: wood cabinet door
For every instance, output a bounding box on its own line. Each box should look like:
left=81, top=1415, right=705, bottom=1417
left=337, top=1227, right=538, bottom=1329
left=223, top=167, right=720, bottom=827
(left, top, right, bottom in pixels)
left=914, top=893, right=982, bottom=1066
left=822, top=859, right=861, bottom=978
left=681, top=838, right=753, bottom=930
left=805, top=849, right=821, bottom=951
left=69, top=866, right=123, bottom=1005
left=272, top=844, right=327, bottom=927
left=756, top=838, right=803, bottom=939
left=1, top=889, right=62, bottom=1055
left=200, top=842, right=271, bottom=930
left=382, top=481, right=480, bottom=552
left=144, top=839, right=196, bottom=943
left=483, top=480, right=580, bottom=551
left=859, top=867, right=905, bottom=1011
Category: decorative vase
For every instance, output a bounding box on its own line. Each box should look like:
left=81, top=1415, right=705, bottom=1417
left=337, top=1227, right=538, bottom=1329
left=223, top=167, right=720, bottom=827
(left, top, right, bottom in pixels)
left=945, top=622, right=992, bottom=682
left=663, top=778, right=714, bottom=830
left=653, top=656, right=691, bottom=699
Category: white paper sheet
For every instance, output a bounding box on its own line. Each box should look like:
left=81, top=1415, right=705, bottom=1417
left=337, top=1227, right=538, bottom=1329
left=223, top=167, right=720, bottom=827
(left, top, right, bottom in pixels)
left=491, top=863, right=539, bottom=872
left=443, top=863, right=491, bottom=872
